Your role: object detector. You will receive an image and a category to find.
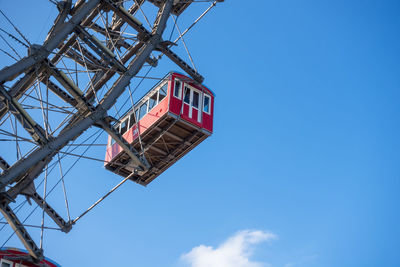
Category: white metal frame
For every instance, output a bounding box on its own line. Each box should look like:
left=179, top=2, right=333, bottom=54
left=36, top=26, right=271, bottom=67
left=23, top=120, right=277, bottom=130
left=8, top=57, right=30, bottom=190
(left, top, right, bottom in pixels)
left=183, top=84, right=202, bottom=122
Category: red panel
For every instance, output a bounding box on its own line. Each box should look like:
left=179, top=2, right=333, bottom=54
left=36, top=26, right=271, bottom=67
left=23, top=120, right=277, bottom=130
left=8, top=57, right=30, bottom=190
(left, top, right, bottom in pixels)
left=0, top=248, right=60, bottom=267
left=169, top=76, right=182, bottom=116
left=202, top=94, right=214, bottom=132
left=169, top=73, right=214, bottom=133
left=106, top=95, right=170, bottom=162
left=138, top=93, right=169, bottom=135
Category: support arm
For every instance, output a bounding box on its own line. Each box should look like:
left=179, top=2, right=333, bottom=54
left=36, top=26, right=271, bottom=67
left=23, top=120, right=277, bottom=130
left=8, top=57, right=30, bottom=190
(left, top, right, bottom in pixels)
left=0, top=0, right=101, bottom=83
left=26, top=190, right=72, bottom=233
left=0, top=202, right=43, bottom=261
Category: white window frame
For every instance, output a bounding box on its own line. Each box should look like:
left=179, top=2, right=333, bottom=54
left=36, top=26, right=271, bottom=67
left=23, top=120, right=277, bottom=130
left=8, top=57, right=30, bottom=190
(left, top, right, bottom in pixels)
left=183, top=84, right=203, bottom=122
left=120, top=118, right=128, bottom=134
left=183, top=85, right=190, bottom=105
left=1, top=259, right=14, bottom=267
left=203, top=94, right=211, bottom=114
left=183, top=84, right=201, bottom=110
left=158, top=81, right=168, bottom=102
left=148, top=90, right=158, bottom=113
left=138, top=100, right=148, bottom=120
left=173, top=79, right=182, bottom=99
left=145, top=98, right=150, bottom=113
left=191, top=89, right=201, bottom=111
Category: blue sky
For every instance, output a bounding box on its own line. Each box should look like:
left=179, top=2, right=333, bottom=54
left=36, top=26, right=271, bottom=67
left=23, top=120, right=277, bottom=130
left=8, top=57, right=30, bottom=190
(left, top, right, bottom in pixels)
left=0, top=0, right=399, bottom=266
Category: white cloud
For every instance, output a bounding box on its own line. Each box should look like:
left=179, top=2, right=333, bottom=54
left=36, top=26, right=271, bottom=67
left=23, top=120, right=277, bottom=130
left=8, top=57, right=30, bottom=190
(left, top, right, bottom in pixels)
left=180, top=230, right=277, bottom=267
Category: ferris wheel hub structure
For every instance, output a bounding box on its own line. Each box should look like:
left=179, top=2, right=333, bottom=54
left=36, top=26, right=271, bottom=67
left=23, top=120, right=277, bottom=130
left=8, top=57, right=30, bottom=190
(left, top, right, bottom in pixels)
left=0, top=0, right=222, bottom=262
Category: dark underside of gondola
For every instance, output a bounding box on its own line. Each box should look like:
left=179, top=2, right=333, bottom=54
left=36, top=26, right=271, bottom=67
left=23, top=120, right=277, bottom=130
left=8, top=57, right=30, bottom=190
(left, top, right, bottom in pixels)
left=105, top=112, right=210, bottom=186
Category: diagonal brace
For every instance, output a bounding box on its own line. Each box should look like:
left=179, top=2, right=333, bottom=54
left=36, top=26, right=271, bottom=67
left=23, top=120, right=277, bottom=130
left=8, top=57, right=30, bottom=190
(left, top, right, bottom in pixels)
left=0, top=84, right=49, bottom=145
left=97, top=119, right=149, bottom=171
left=25, top=191, right=72, bottom=233
left=0, top=0, right=101, bottom=83
left=75, top=25, right=127, bottom=72
left=105, top=0, right=204, bottom=83
left=0, top=201, right=43, bottom=261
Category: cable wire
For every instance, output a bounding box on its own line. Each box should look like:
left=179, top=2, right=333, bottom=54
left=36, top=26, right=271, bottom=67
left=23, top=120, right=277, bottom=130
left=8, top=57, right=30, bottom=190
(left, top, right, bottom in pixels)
left=0, top=9, right=31, bottom=46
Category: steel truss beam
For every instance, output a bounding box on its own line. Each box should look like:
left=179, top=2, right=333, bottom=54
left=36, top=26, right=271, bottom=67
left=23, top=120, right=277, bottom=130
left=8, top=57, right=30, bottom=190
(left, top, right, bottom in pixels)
left=0, top=0, right=101, bottom=83
left=0, top=0, right=209, bottom=260
left=65, top=45, right=107, bottom=71
left=110, top=0, right=145, bottom=32
left=0, top=84, right=49, bottom=145
left=0, top=201, right=43, bottom=261
left=88, top=23, right=129, bottom=48
left=0, top=63, right=77, bottom=121
left=25, top=190, right=72, bottom=233
left=0, top=1, right=99, bottom=121
left=44, top=61, right=93, bottom=112
left=4, top=158, right=51, bottom=200
left=74, top=25, right=127, bottom=72
left=0, top=66, right=45, bottom=120
left=104, top=0, right=204, bottom=83
left=0, top=0, right=173, bottom=190
left=3, top=179, right=71, bottom=235
left=42, top=76, right=79, bottom=107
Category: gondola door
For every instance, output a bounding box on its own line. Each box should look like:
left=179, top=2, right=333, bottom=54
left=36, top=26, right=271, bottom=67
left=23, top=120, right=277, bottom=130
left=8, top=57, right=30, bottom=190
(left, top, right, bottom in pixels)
left=182, top=84, right=202, bottom=126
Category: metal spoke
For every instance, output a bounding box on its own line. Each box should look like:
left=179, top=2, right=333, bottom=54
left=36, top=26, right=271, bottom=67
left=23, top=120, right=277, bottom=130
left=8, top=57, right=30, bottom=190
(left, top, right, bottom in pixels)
left=172, top=15, right=197, bottom=72
left=0, top=221, right=62, bottom=231
left=40, top=166, right=48, bottom=250
left=57, top=153, right=71, bottom=222
left=75, top=39, right=101, bottom=104
left=9, top=117, right=22, bottom=160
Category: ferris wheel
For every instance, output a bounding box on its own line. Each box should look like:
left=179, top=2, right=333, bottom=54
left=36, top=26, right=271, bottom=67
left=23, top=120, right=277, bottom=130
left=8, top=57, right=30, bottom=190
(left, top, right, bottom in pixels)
left=0, top=0, right=222, bottom=264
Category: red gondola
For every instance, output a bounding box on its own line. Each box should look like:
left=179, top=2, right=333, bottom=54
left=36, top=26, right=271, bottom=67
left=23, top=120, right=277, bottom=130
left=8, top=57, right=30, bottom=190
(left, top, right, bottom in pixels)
left=0, top=247, right=60, bottom=267
left=105, top=72, right=214, bottom=185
